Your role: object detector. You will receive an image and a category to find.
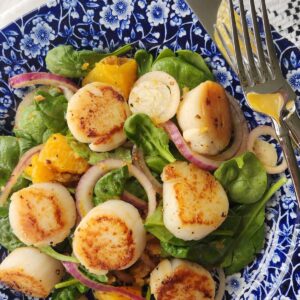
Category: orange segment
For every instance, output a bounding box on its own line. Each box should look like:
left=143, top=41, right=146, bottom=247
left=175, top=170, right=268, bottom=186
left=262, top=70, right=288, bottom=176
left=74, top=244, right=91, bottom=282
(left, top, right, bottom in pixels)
left=39, top=134, right=89, bottom=174
left=94, top=287, right=141, bottom=300
left=83, top=56, right=138, bottom=99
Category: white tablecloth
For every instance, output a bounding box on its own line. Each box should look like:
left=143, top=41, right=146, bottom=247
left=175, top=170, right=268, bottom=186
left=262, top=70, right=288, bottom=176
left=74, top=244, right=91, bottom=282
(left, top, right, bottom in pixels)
left=0, top=0, right=299, bottom=48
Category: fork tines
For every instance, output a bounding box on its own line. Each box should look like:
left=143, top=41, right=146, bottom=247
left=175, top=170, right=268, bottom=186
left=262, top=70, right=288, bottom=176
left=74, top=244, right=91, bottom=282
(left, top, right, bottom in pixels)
left=227, top=0, right=280, bottom=88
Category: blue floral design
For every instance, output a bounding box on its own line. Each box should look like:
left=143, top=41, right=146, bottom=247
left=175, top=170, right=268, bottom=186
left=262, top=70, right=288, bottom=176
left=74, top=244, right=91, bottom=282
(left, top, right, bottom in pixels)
left=287, top=69, right=300, bottom=92
left=213, top=66, right=233, bottom=88
left=171, top=0, right=190, bottom=17
left=100, top=6, right=119, bottom=30
left=112, top=0, right=133, bottom=20
left=0, top=0, right=299, bottom=299
left=3, top=37, right=15, bottom=50
left=31, top=21, right=55, bottom=47
left=83, top=9, right=94, bottom=24
left=147, top=0, right=170, bottom=26
left=63, top=0, right=78, bottom=9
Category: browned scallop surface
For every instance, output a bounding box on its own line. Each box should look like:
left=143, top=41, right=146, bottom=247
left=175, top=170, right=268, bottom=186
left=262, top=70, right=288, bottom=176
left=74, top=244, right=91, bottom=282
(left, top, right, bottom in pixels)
left=156, top=267, right=215, bottom=300
left=198, top=81, right=232, bottom=149
left=0, top=269, right=48, bottom=298
left=162, top=162, right=229, bottom=240
left=67, top=82, right=130, bottom=149
left=73, top=200, right=146, bottom=275
left=74, top=215, right=135, bottom=271
left=9, top=183, right=76, bottom=246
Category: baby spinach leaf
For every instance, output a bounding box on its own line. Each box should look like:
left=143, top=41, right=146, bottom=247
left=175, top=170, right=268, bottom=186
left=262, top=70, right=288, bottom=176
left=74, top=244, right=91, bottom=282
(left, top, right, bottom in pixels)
left=52, top=285, right=79, bottom=300
left=155, top=48, right=175, bottom=61
left=214, top=152, right=268, bottom=204
left=124, top=113, right=175, bottom=165
left=35, top=90, right=68, bottom=133
left=0, top=217, right=24, bottom=251
left=176, top=50, right=214, bottom=81
left=0, top=136, right=20, bottom=188
left=221, top=177, right=286, bottom=274
left=66, top=134, right=131, bottom=164
left=150, top=49, right=214, bottom=91
left=93, top=166, right=130, bottom=206
left=14, top=105, right=47, bottom=144
left=134, top=49, right=153, bottom=77
left=46, top=44, right=132, bottom=78
left=125, top=177, right=148, bottom=201
left=15, top=88, right=68, bottom=145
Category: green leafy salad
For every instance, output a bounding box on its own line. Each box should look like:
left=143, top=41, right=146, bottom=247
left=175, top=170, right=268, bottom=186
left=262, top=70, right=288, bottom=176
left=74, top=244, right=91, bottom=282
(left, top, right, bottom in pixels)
left=0, top=44, right=287, bottom=300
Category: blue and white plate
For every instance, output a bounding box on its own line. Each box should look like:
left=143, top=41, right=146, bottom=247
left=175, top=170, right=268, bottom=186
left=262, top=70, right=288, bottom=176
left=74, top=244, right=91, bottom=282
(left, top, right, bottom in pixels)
left=0, top=0, right=299, bottom=299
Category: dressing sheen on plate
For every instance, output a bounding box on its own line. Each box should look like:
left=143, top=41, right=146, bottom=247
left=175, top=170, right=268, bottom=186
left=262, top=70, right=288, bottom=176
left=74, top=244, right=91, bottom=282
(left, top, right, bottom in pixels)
left=247, top=92, right=284, bottom=123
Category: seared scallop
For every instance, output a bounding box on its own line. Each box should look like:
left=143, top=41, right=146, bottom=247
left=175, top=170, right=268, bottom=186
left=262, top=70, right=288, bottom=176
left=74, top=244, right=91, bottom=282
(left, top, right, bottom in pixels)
left=162, top=161, right=229, bottom=240
left=9, top=183, right=76, bottom=247
left=177, top=81, right=232, bottom=155
left=73, top=200, right=146, bottom=275
left=67, top=82, right=131, bottom=152
left=0, top=247, right=64, bottom=298
left=150, top=259, right=215, bottom=300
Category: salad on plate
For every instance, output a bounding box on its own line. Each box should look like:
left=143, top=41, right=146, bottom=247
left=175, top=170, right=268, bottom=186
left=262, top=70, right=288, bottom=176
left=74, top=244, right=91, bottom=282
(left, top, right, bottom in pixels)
left=0, top=44, right=288, bottom=300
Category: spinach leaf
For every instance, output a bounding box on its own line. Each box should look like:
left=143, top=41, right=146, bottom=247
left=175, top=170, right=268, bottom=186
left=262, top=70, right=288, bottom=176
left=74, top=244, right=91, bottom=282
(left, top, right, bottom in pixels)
left=125, top=177, right=148, bottom=201
left=0, top=217, right=24, bottom=251
left=214, top=152, right=268, bottom=204
left=39, top=246, right=79, bottom=263
left=144, top=203, right=189, bottom=246
left=46, top=44, right=132, bottom=78
left=14, top=105, right=47, bottom=144
left=176, top=50, right=214, bottom=81
left=0, top=207, right=8, bottom=218
left=79, top=266, right=108, bottom=283
left=221, top=177, right=286, bottom=274
left=66, top=134, right=131, bottom=164
left=15, top=88, right=68, bottom=144
left=134, top=49, right=153, bottom=77
left=0, top=136, right=21, bottom=188
left=93, top=166, right=130, bottom=206
left=145, top=155, right=168, bottom=174
left=124, top=113, right=175, bottom=167
left=35, top=90, right=68, bottom=133
left=152, top=56, right=209, bottom=91
left=155, top=48, right=175, bottom=61
left=52, top=285, right=80, bottom=300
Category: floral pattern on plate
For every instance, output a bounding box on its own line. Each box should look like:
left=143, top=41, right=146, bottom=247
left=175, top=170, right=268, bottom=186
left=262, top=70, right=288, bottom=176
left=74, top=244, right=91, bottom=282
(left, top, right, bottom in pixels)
left=0, top=0, right=299, bottom=299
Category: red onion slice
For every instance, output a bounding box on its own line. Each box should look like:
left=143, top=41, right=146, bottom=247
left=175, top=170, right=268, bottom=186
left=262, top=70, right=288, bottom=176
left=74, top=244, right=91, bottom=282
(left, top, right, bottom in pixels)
left=215, top=268, right=225, bottom=300
left=76, top=159, right=156, bottom=218
left=62, top=262, right=144, bottom=300
left=132, top=146, right=163, bottom=195
left=9, top=72, right=79, bottom=93
left=121, top=191, right=148, bottom=213
left=247, top=125, right=287, bottom=174
left=163, top=121, right=221, bottom=171
left=0, top=144, right=43, bottom=206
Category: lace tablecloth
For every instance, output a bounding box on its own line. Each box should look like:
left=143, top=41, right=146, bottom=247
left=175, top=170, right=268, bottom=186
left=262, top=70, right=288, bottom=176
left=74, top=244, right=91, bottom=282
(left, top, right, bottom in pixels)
left=0, top=0, right=299, bottom=48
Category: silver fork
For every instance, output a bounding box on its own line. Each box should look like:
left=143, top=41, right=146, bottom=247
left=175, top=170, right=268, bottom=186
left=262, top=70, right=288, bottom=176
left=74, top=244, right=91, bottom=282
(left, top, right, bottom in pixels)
left=226, top=0, right=300, bottom=206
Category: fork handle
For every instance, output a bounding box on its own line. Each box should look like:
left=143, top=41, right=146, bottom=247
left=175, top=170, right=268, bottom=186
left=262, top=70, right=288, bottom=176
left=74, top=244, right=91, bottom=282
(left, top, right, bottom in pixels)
left=284, top=110, right=300, bottom=149
left=274, top=121, right=300, bottom=207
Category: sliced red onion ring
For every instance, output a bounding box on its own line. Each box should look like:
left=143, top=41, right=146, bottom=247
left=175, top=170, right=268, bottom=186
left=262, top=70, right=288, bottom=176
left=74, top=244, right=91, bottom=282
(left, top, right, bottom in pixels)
left=62, top=262, right=144, bottom=300
left=9, top=72, right=79, bottom=93
left=163, top=121, right=221, bottom=170
left=247, top=125, right=287, bottom=174
left=0, top=144, right=43, bottom=206
left=121, top=191, right=148, bottom=212
left=76, top=159, right=156, bottom=218
left=132, top=146, right=163, bottom=195
left=215, top=268, right=225, bottom=300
